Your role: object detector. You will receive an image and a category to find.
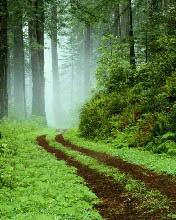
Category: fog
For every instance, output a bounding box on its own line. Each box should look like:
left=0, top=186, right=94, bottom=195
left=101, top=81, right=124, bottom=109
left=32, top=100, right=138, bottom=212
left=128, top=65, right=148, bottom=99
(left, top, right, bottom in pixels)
left=8, top=26, right=97, bottom=129
left=44, top=34, right=96, bottom=129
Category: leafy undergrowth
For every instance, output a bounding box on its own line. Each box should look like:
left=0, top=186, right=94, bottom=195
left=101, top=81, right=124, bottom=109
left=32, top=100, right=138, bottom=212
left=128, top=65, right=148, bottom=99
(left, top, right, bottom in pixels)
left=46, top=134, right=176, bottom=219
left=0, top=119, right=103, bottom=220
left=63, top=129, right=176, bottom=176
left=79, top=35, right=176, bottom=155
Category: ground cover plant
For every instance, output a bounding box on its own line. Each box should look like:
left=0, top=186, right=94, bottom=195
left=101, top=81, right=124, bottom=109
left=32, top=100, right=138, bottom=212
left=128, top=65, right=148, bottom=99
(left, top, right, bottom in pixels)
left=46, top=134, right=176, bottom=219
left=0, top=119, right=102, bottom=220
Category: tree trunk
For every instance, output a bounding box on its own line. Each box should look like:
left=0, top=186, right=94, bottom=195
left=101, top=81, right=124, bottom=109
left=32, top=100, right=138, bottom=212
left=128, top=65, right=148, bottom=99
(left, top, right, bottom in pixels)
left=7, top=49, right=13, bottom=111
left=84, top=24, right=91, bottom=97
left=120, top=3, right=129, bottom=39
left=0, top=0, right=8, bottom=119
left=51, top=4, right=61, bottom=125
left=29, top=0, right=46, bottom=118
left=129, top=0, right=136, bottom=68
left=114, top=4, right=121, bottom=37
left=162, top=0, right=170, bottom=9
left=162, top=0, right=176, bottom=8
left=13, top=13, right=26, bottom=117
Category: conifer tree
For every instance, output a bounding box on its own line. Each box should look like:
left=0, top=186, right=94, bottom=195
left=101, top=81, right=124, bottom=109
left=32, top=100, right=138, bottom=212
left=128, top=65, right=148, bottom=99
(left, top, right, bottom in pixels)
left=0, top=0, right=8, bottom=119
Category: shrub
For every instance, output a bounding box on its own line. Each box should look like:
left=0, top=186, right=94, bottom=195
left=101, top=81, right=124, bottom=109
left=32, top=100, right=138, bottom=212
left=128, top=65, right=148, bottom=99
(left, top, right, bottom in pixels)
left=79, top=92, right=126, bottom=139
left=79, top=35, right=176, bottom=153
left=168, top=104, right=176, bottom=132
left=155, top=140, right=176, bottom=154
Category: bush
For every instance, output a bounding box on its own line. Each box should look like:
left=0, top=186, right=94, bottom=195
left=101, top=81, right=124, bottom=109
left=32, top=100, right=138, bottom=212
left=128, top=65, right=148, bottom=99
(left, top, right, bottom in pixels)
left=79, top=35, right=176, bottom=154
left=168, top=104, right=176, bottom=132
left=155, top=140, right=176, bottom=154
left=79, top=92, right=126, bottom=139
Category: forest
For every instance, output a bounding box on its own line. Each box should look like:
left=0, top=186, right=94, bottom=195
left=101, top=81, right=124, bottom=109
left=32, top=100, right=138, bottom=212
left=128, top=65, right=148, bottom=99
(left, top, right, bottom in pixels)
left=0, top=0, right=176, bottom=219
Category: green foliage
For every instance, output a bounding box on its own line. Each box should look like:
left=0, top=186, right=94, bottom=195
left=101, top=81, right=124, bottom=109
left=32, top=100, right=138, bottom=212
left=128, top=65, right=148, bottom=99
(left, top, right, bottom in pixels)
left=0, top=119, right=102, bottom=219
left=168, top=104, right=176, bottom=133
left=110, top=132, right=131, bottom=149
left=95, top=35, right=131, bottom=92
left=79, top=33, right=176, bottom=155
left=79, top=91, right=126, bottom=139
left=155, top=140, right=176, bottom=154
left=161, top=132, right=176, bottom=141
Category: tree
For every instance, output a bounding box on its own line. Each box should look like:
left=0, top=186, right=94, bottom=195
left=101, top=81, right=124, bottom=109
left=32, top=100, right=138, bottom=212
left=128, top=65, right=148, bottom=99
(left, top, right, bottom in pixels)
left=50, top=2, right=61, bottom=125
left=12, top=1, right=26, bottom=117
left=129, top=0, right=136, bottom=68
left=69, top=0, right=96, bottom=97
left=0, top=0, right=8, bottom=119
left=120, top=2, right=130, bottom=39
left=84, top=24, right=91, bottom=96
left=115, top=1, right=136, bottom=67
left=113, top=4, right=121, bottom=37
left=28, top=0, right=46, bottom=118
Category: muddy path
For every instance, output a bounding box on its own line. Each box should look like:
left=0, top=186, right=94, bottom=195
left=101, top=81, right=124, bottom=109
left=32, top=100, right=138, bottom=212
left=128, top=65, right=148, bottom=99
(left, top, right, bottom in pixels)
left=37, top=135, right=170, bottom=220
left=55, top=134, right=176, bottom=204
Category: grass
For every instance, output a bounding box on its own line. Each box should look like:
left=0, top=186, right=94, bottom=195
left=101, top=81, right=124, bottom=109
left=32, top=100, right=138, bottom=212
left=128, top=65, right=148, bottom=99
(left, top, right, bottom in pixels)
left=0, top=119, right=103, bottom=220
left=47, top=136, right=175, bottom=218
left=63, top=129, right=176, bottom=176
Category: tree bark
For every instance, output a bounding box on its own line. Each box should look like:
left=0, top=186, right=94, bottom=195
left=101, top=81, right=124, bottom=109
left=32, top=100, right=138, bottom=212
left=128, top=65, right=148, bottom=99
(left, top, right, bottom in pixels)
left=120, top=3, right=129, bottom=39
left=84, top=24, right=91, bottom=97
left=13, top=13, right=26, bottom=117
left=129, top=0, right=136, bottom=68
left=162, top=0, right=176, bottom=8
left=51, top=4, right=61, bottom=125
left=114, top=4, right=121, bottom=38
left=7, top=50, right=13, bottom=110
left=29, top=0, right=46, bottom=118
left=0, top=0, right=8, bottom=119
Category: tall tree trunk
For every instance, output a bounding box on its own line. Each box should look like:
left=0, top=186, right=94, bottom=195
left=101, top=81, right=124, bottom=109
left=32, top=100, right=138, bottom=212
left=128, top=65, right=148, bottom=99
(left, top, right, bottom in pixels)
left=29, top=0, right=46, bottom=118
left=120, top=3, right=129, bottom=39
left=148, top=0, right=160, bottom=59
left=145, top=30, right=148, bottom=63
left=13, top=13, right=26, bottom=117
left=70, top=44, right=74, bottom=108
left=84, top=24, right=91, bottom=97
left=162, top=0, right=176, bottom=8
left=7, top=50, right=13, bottom=111
left=114, top=4, right=121, bottom=37
left=51, top=4, right=60, bottom=125
left=129, top=0, right=136, bottom=68
left=162, top=0, right=170, bottom=9
left=0, top=0, right=8, bottom=119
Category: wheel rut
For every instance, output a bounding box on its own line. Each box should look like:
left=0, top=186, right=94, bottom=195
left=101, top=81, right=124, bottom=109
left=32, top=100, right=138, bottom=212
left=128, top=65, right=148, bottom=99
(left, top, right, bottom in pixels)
left=55, top=134, right=176, bottom=204
left=37, top=135, right=172, bottom=220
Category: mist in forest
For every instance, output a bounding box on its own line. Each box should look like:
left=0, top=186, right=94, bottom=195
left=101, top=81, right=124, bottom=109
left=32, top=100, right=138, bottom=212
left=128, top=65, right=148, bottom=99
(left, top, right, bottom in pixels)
left=3, top=1, right=99, bottom=126
left=7, top=30, right=96, bottom=129
left=44, top=35, right=96, bottom=128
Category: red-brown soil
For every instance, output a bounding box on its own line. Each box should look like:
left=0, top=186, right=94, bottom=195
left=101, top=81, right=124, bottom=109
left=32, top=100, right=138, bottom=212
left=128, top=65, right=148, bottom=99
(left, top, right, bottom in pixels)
left=55, top=134, right=176, bottom=204
left=37, top=135, right=176, bottom=220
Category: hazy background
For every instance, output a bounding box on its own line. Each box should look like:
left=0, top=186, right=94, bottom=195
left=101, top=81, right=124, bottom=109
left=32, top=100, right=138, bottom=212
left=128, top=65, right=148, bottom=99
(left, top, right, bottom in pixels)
left=44, top=35, right=96, bottom=129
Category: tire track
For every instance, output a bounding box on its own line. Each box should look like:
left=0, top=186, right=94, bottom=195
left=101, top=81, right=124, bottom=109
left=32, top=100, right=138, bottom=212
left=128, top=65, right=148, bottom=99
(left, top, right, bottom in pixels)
left=55, top=134, right=176, bottom=204
left=37, top=135, right=170, bottom=220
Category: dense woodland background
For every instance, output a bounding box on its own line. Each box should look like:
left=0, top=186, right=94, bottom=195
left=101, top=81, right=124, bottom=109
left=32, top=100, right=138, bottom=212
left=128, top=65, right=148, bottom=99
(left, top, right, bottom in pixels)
left=0, top=0, right=176, bottom=154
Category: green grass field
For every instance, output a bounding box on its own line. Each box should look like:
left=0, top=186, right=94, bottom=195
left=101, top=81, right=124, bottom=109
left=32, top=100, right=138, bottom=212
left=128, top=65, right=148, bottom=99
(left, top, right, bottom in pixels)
left=1, top=120, right=176, bottom=219
left=0, top=119, right=102, bottom=220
